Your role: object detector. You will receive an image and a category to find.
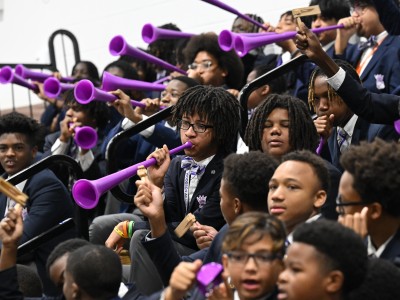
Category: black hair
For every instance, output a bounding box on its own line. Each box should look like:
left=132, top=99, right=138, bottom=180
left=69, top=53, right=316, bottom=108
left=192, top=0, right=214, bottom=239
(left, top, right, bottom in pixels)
left=118, top=53, right=157, bottom=82
left=340, top=139, right=400, bottom=217
left=16, top=264, right=43, bottom=297
left=71, top=61, right=100, bottom=84
left=172, top=85, right=242, bottom=157
left=46, top=238, right=90, bottom=275
left=66, top=245, right=121, bottom=299
left=308, top=59, right=361, bottom=111
left=293, top=220, right=368, bottom=295
left=309, top=0, right=350, bottom=21
left=349, top=0, right=374, bottom=8
left=147, top=23, right=182, bottom=66
left=183, top=32, right=244, bottom=89
left=0, top=112, right=45, bottom=149
left=223, top=151, right=279, bottom=211
left=244, top=94, right=319, bottom=154
left=252, top=62, right=287, bottom=95
left=281, top=150, right=330, bottom=192
left=103, top=60, right=139, bottom=81
left=64, top=89, right=110, bottom=129
left=347, top=258, right=400, bottom=300
left=232, top=13, right=265, bottom=33
left=172, top=76, right=200, bottom=89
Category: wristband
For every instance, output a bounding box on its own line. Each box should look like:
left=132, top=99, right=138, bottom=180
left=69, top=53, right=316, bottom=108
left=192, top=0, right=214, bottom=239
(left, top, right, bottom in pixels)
left=114, top=226, right=126, bottom=238
left=122, top=221, right=128, bottom=238
left=128, top=221, right=135, bottom=238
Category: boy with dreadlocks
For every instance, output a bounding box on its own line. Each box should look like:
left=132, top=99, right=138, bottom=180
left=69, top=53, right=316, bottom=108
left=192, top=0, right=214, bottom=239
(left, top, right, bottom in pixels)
left=244, top=94, right=341, bottom=220
left=309, top=59, right=398, bottom=172
left=106, top=85, right=242, bottom=295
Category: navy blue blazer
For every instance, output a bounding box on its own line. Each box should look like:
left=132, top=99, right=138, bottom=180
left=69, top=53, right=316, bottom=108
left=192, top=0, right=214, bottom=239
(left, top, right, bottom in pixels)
left=0, top=169, right=75, bottom=296
left=163, top=153, right=226, bottom=249
left=336, top=73, right=400, bottom=124
left=381, top=228, right=400, bottom=267
left=337, top=35, right=400, bottom=94
left=324, top=117, right=399, bottom=172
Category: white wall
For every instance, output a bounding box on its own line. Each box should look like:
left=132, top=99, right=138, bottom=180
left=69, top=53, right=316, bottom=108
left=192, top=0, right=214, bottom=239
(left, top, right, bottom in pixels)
left=0, top=0, right=308, bottom=109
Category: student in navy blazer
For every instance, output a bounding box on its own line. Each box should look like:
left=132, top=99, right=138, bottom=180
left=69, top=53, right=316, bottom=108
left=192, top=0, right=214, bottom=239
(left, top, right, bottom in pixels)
left=295, top=19, right=400, bottom=125
left=334, top=0, right=400, bottom=94
left=139, top=152, right=278, bottom=299
left=117, top=86, right=242, bottom=295
left=0, top=112, right=75, bottom=296
left=337, top=139, right=400, bottom=266
left=89, top=77, right=199, bottom=245
left=309, top=60, right=399, bottom=172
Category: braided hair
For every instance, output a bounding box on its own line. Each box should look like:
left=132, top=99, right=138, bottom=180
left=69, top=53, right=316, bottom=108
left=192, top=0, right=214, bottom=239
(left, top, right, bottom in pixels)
left=244, top=94, right=319, bottom=154
left=172, top=85, right=242, bottom=156
left=308, top=59, right=361, bottom=111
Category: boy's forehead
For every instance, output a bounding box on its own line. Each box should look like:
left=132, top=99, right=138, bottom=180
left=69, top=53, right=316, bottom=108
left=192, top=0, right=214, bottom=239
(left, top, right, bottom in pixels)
left=274, top=160, right=316, bottom=181
left=0, top=132, right=29, bottom=144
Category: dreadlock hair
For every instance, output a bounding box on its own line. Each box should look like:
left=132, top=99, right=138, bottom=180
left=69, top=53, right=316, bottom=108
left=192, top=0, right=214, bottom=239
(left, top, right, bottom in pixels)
left=244, top=94, right=319, bottom=155
left=64, top=89, right=110, bottom=129
left=222, top=212, right=286, bottom=259
left=308, top=59, right=361, bottom=111
left=147, top=23, right=182, bottom=66
left=183, top=32, right=244, bottom=89
left=0, top=112, right=45, bottom=149
left=172, top=85, right=242, bottom=157
left=293, top=220, right=368, bottom=295
left=340, top=139, right=400, bottom=217
left=309, top=0, right=350, bottom=21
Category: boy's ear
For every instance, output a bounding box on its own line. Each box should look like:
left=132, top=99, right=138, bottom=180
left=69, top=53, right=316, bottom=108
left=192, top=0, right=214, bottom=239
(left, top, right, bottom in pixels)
left=369, top=202, right=383, bottom=220
left=313, top=190, right=326, bottom=209
left=222, top=254, right=231, bottom=277
left=260, top=84, right=270, bottom=96
left=233, top=198, right=242, bottom=215
left=324, top=270, right=344, bottom=294
left=72, top=282, right=80, bottom=299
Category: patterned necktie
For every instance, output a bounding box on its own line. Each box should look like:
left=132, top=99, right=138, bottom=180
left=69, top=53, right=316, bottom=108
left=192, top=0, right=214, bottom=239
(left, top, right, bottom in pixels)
left=181, top=156, right=206, bottom=176
left=358, top=35, right=377, bottom=51
left=337, top=127, right=349, bottom=153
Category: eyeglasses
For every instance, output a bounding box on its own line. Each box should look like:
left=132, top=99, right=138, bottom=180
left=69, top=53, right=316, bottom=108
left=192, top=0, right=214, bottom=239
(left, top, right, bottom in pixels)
left=160, top=90, right=182, bottom=99
left=177, top=119, right=213, bottom=133
left=188, top=60, right=213, bottom=71
left=336, top=195, right=368, bottom=215
left=226, top=251, right=280, bottom=266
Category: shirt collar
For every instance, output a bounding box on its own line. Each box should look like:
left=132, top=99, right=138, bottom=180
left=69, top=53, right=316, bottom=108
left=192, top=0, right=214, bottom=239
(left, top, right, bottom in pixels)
left=339, top=114, right=358, bottom=138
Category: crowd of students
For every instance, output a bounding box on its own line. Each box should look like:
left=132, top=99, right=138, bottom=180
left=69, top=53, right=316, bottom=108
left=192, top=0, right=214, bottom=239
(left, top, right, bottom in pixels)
left=0, top=0, right=400, bottom=299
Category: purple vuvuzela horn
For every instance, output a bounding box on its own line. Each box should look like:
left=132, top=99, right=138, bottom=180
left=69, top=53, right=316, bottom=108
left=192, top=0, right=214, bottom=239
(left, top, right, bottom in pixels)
left=0, top=66, right=39, bottom=92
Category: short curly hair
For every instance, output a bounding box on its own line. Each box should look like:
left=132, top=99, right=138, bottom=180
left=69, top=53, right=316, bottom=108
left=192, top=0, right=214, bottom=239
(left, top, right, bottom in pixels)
left=223, top=151, right=278, bottom=211
left=293, top=220, right=368, bottom=295
left=183, top=32, right=244, bottom=89
left=340, top=139, right=400, bottom=217
left=0, top=112, right=45, bottom=148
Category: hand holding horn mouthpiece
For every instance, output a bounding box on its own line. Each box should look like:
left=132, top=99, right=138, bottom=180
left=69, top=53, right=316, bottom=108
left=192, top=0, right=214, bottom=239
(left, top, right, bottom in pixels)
left=72, top=141, right=193, bottom=209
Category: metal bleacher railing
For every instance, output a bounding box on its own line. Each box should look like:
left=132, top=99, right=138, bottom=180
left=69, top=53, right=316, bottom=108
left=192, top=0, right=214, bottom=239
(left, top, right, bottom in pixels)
left=0, top=29, right=80, bottom=118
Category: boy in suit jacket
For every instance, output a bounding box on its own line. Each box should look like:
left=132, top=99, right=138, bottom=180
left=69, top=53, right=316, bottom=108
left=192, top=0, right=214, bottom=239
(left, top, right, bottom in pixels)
left=337, top=139, right=400, bottom=265
left=106, top=85, right=242, bottom=295
left=334, top=0, right=400, bottom=94
left=309, top=59, right=399, bottom=171
left=295, top=17, right=400, bottom=125
left=0, top=112, right=75, bottom=296
left=278, top=220, right=368, bottom=300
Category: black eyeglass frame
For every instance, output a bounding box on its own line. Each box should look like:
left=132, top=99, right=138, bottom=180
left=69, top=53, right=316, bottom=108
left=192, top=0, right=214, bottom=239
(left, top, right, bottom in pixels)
left=176, top=119, right=214, bottom=133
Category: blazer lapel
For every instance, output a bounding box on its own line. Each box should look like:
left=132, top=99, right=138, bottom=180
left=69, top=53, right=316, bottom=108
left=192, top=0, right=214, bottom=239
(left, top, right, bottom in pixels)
left=360, top=36, right=392, bottom=81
